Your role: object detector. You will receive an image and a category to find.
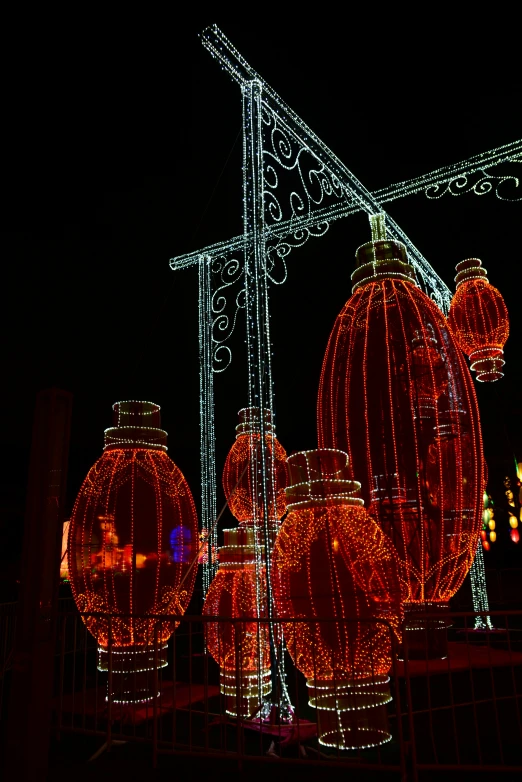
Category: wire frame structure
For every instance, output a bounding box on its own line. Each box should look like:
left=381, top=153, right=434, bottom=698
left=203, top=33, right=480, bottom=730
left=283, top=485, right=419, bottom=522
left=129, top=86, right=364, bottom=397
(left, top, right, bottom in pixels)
left=317, top=218, right=485, bottom=656
left=68, top=400, right=199, bottom=704
left=271, top=449, right=402, bottom=750
left=448, top=258, right=510, bottom=382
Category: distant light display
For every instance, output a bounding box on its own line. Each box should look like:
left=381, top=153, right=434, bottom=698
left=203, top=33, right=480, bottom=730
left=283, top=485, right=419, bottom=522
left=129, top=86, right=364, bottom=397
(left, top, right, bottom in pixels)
left=448, top=258, right=509, bottom=382
left=68, top=401, right=198, bottom=703
left=272, top=450, right=402, bottom=749
left=317, top=216, right=484, bottom=657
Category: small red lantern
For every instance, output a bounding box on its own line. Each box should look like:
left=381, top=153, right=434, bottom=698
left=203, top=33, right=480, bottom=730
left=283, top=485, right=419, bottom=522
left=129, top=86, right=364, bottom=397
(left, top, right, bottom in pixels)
left=448, top=258, right=509, bottom=382
left=68, top=401, right=198, bottom=703
left=203, top=527, right=271, bottom=717
left=511, top=529, right=520, bottom=544
left=271, top=449, right=402, bottom=750
left=222, top=407, right=288, bottom=531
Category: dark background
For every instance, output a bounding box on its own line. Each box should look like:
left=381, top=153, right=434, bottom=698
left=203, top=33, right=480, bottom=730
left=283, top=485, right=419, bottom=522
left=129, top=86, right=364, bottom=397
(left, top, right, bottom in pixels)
left=2, top=15, right=521, bottom=592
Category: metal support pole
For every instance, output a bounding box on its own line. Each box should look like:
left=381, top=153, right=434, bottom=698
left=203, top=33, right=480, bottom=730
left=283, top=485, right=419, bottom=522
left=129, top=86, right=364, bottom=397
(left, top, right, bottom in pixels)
left=242, top=79, right=291, bottom=717
left=199, top=254, right=218, bottom=594
left=470, top=539, right=493, bottom=630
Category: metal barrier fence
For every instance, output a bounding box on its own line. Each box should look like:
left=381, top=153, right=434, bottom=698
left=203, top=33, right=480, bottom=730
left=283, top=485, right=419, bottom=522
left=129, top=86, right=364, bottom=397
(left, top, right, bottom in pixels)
left=43, top=608, right=522, bottom=778
left=1, top=602, right=521, bottom=777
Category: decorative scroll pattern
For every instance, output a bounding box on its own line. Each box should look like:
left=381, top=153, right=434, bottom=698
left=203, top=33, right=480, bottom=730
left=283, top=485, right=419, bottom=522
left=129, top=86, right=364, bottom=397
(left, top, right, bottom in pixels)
left=209, top=252, right=246, bottom=373
left=262, top=104, right=353, bottom=227
left=425, top=167, right=521, bottom=201
left=261, top=103, right=356, bottom=276
left=265, top=221, right=330, bottom=285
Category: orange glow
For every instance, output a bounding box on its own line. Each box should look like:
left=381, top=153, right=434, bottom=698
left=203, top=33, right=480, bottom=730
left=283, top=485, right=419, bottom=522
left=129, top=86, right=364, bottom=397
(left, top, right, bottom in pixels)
left=68, top=402, right=198, bottom=655
left=317, top=236, right=484, bottom=616
left=271, top=450, right=402, bottom=749
left=202, top=407, right=288, bottom=717
left=448, top=259, right=509, bottom=382
left=60, top=520, right=71, bottom=580
left=202, top=527, right=271, bottom=717
left=222, top=407, right=288, bottom=526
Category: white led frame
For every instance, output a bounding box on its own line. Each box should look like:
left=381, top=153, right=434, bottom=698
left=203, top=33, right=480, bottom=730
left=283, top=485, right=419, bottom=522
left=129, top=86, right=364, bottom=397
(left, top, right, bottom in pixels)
left=171, top=26, right=513, bottom=655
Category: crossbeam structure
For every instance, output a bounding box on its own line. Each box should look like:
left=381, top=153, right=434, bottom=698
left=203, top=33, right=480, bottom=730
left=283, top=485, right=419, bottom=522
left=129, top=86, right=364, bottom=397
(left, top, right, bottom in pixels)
left=171, top=139, right=521, bottom=271
left=171, top=26, right=520, bottom=645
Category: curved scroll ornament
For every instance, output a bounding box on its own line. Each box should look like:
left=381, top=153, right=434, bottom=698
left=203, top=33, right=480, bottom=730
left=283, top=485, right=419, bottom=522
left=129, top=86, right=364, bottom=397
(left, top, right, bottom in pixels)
left=262, top=104, right=356, bottom=229
left=426, top=167, right=521, bottom=202
left=265, top=222, right=330, bottom=285
left=210, top=253, right=246, bottom=373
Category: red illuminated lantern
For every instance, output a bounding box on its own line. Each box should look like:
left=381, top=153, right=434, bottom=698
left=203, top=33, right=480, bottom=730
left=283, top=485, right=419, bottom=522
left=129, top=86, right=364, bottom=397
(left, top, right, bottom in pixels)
left=68, top=401, right=199, bottom=703
left=222, top=407, right=288, bottom=532
left=317, top=218, right=484, bottom=656
left=448, top=258, right=509, bottom=382
left=203, top=408, right=288, bottom=718
left=203, top=527, right=271, bottom=717
left=271, top=449, right=402, bottom=750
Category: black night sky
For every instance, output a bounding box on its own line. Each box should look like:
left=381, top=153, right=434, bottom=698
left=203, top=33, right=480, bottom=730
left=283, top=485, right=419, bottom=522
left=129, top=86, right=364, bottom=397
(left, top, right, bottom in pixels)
left=2, top=16, right=521, bottom=590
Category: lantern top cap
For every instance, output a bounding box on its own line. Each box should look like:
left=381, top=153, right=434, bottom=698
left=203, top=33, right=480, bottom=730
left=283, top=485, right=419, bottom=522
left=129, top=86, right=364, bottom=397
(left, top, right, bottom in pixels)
left=285, top=449, right=364, bottom=510
left=236, top=406, right=274, bottom=435
left=104, top=400, right=167, bottom=451
left=351, top=213, right=417, bottom=293
left=454, top=258, right=489, bottom=288
left=217, top=527, right=261, bottom=568
left=113, top=400, right=161, bottom=427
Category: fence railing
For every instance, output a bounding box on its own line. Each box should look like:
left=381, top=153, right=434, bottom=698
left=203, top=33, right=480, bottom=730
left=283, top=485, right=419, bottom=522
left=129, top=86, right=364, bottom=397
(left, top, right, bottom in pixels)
left=1, top=603, right=521, bottom=777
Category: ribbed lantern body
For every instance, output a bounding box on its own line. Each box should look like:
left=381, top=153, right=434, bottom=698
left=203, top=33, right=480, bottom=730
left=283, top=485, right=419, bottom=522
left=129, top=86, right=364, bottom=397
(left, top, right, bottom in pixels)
left=317, top=239, right=484, bottom=640
left=272, top=450, right=402, bottom=750
left=68, top=401, right=198, bottom=703
left=222, top=407, right=288, bottom=531
left=203, top=528, right=271, bottom=717
left=448, top=258, right=509, bottom=381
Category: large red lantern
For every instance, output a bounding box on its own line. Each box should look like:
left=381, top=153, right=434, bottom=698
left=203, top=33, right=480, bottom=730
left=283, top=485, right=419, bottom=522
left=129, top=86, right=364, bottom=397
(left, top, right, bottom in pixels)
left=68, top=401, right=199, bottom=703
left=448, top=258, right=509, bottom=381
left=203, top=527, right=271, bottom=717
left=271, top=449, right=402, bottom=750
left=317, top=220, right=484, bottom=654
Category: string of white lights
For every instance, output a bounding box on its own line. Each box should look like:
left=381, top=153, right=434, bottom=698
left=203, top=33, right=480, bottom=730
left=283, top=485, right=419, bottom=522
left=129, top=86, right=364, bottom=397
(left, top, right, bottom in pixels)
left=198, top=256, right=218, bottom=592
left=173, top=25, right=499, bottom=639
left=170, top=141, right=520, bottom=272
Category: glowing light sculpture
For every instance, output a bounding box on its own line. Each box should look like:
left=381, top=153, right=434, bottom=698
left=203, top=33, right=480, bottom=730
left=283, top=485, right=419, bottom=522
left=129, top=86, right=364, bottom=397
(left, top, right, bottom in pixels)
left=448, top=258, right=509, bottom=382
left=317, top=216, right=485, bottom=657
left=271, top=449, right=402, bottom=750
left=68, top=401, right=199, bottom=704
left=203, top=407, right=290, bottom=718
left=203, top=527, right=271, bottom=718
left=222, top=407, right=288, bottom=537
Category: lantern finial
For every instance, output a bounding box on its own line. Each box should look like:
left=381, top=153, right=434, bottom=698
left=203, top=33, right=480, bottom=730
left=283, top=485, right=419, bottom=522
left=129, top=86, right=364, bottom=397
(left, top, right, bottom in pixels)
left=370, top=212, right=387, bottom=242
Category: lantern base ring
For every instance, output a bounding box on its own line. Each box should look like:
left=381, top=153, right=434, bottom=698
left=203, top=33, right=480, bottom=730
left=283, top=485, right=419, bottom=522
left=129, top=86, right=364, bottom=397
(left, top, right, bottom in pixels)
left=220, top=666, right=271, bottom=719
left=307, top=677, right=392, bottom=750
left=98, top=645, right=169, bottom=705
left=401, top=601, right=451, bottom=660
